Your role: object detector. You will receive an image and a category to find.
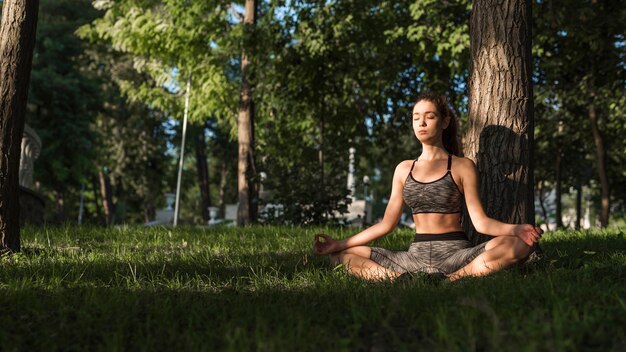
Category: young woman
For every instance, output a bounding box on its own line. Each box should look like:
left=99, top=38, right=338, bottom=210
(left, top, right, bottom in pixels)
left=313, top=92, right=543, bottom=281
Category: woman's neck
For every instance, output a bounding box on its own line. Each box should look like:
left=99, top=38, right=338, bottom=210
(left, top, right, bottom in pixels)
left=419, top=144, right=448, bottom=161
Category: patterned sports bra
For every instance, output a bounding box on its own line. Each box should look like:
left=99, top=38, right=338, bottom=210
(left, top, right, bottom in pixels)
left=403, top=154, right=463, bottom=214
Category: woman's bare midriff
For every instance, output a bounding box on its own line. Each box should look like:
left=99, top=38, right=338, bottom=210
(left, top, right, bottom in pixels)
left=413, top=213, right=463, bottom=234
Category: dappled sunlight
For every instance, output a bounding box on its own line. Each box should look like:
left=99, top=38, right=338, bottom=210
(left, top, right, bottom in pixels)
left=0, top=226, right=624, bottom=350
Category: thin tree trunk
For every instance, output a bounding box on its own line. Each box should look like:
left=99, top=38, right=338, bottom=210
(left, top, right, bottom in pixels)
left=575, top=181, right=582, bottom=230
left=0, top=0, right=39, bottom=252
left=144, top=205, right=155, bottom=223
left=555, top=145, right=563, bottom=229
left=319, top=103, right=325, bottom=193
left=99, top=169, right=114, bottom=226
left=537, top=181, right=549, bottom=228
left=219, top=159, right=227, bottom=219
left=195, top=125, right=211, bottom=222
left=91, top=174, right=102, bottom=224
left=237, top=0, right=257, bottom=225
left=588, top=105, right=609, bottom=227
left=464, top=0, right=534, bottom=244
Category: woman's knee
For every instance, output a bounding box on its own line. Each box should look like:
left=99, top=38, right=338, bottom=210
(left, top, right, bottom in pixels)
left=329, top=247, right=370, bottom=266
left=488, top=236, right=532, bottom=263
left=503, top=237, right=533, bottom=262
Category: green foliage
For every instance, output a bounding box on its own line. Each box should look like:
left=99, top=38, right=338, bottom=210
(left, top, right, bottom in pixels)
left=253, top=0, right=471, bottom=222
left=78, top=0, right=238, bottom=126
left=75, top=0, right=474, bottom=224
left=0, top=226, right=624, bottom=350
left=25, top=0, right=625, bottom=225
left=26, top=0, right=102, bottom=220
left=533, top=0, right=626, bottom=217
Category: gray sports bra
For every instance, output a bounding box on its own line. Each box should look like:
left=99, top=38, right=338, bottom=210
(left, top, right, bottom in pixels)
left=402, top=155, right=463, bottom=214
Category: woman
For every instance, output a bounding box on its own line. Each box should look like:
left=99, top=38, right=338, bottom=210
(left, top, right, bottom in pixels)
left=313, top=92, right=543, bottom=281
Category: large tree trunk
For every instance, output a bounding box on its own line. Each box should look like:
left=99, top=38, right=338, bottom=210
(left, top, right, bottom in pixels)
left=0, top=0, right=39, bottom=252
left=464, top=0, right=534, bottom=244
left=195, top=125, right=211, bottom=222
left=236, top=0, right=257, bottom=226
left=588, top=105, right=609, bottom=227
left=99, top=168, right=114, bottom=226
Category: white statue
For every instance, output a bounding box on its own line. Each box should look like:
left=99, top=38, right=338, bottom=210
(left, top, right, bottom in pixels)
left=19, top=124, right=42, bottom=189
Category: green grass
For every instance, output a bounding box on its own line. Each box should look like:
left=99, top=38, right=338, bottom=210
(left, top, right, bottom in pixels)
left=1, top=225, right=625, bottom=351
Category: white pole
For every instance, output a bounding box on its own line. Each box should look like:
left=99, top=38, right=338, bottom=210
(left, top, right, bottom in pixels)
left=174, top=76, right=191, bottom=227
left=347, top=147, right=356, bottom=198
left=78, top=183, right=85, bottom=225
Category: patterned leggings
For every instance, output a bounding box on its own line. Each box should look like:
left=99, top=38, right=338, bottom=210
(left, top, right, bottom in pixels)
left=370, top=232, right=487, bottom=275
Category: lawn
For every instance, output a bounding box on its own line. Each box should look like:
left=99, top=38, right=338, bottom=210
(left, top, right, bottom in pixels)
left=0, top=225, right=625, bottom=351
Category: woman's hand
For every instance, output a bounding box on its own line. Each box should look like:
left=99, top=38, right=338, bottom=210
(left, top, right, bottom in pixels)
left=513, top=224, right=543, bottom=246
left=313, top=234, right=342, bottom=255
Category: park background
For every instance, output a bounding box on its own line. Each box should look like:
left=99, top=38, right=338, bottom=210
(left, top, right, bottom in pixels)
left=0, top=0, right=625, bottom=351
left=3, top=0, right=625, bottom=229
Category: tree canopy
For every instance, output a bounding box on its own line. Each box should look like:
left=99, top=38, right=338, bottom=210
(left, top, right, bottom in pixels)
left=15, top=0, right=625, bottom=227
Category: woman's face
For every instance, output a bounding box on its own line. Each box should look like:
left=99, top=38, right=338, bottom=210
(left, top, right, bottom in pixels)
left=412, top=100, right=449, bottom=144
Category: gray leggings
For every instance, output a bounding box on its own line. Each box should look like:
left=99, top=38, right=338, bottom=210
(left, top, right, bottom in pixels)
left=370, top=232, right=487, bottom=275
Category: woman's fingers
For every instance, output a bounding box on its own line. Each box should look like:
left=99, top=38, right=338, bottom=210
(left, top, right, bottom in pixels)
left=313, top=234, right=332, bottom=254
left=315, top=233, right=330, bottom=243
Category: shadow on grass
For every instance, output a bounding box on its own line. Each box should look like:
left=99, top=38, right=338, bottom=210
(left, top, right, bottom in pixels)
left=0, top=229, right=625, bottom=351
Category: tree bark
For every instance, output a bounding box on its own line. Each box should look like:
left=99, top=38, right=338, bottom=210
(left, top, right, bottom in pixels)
left=555, top=145, right=563, bottom=229
left=91, top=174, right=103, bottom=224
left=0, top=0, right=39, bottom=252
left=464, top=0, right=534, bottom=244
left=99, top=168, right=114, bottom=226
left=236, top=0, right=257, bottom=225
left=588, top=105, right=609, bottom=227
left=537, top=181, right=549, bottom=228
left=195, top=125, right=211, bottom=222
left=575, top=181, right=582, bottom=230
left=219, top=159, right=227, bottom=219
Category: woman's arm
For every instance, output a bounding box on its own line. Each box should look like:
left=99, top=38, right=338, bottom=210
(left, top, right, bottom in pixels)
left=314, top=161, right=409, bottom=254
left=459, top=158, right=542, bottom=245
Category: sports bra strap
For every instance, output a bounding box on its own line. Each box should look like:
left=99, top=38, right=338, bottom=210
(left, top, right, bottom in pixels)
left=409, top=159, right=418, bottom=174
left=447, top=154, right=452, bottom=171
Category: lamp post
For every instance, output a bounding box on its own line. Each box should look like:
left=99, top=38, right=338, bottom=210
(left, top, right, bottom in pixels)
left=173, top=75, right=191, bottom=227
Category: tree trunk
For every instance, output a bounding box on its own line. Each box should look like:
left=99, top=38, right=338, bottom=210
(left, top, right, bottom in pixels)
left=91, top=174, right=103, bottom=224
left=0, top=0, right=39, bottom=252
left=144, top=205, right=155, bottom=224
left=219, top=159, right=227, bottom=219
left=195, top=125, right=211, bottom=222
left=99, top=168, right=114, bottom=226
left=575, top=181, right=582, bottom=230
left=588, top=105, right=609, bottom=227
left=555, top=145, right=563, bottom=229
left=537, top=181, right=549, bottom=228
left=236, top=0, right=257, bottom=226
left=464, top=0, right=534, bottom=244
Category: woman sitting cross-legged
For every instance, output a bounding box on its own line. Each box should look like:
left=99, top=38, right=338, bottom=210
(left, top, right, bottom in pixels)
left=313, top=91, right=543, bottom=281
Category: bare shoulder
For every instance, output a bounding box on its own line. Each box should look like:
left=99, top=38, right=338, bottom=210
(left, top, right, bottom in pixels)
left=395, top=159, right=414, bottom=173
left=452, top=156, right=477, bottom=170
left=451, top=156, right=478, bottom=180
left=393, top=160, right=414, bottom=180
